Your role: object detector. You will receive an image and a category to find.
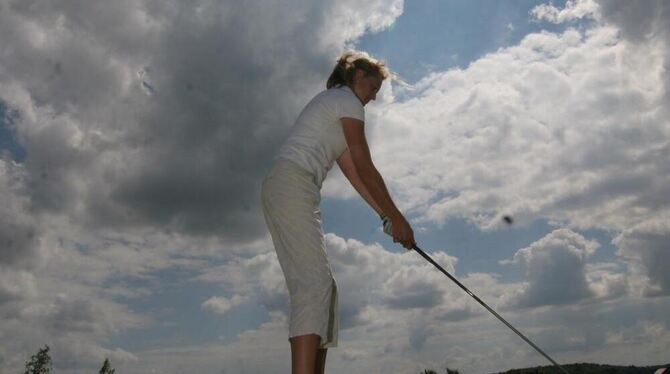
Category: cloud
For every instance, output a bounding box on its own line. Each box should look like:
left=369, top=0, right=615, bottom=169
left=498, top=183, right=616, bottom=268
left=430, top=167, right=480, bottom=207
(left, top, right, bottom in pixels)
left=0, top=219, right=176, bottom=370
left=72, top=293, right=670, bottom=374
left=194, top=231, right=575, bottom=360
left=585, top=262, right=629, bottom=300
left=0, top=0, right=402, bottom=248
left=326, top=234, right=471, bottom=328
left=0, top=159, right=39, bottom=268
left=194, top=249, right=290, bottom=317
left=0, top=267, right=37, bottom=305
left=324, top=14, right=668, bottom=236
left=0, top=227, right=652, bottom=374
left=0, top=0, right=402, bottom=370
left=1, top=287, right=146, bottom=371
left=196, top=233, right=468, bottom=332
left=595, top=0, right=670, bottom=140
left=531, top=0, right=601, bottom=24
left=201, top=294, right=248, bottom=315
left=339, top=347, right=366, bottom=361
left=502, top=228, right=599, bottom=307
left=180, top=233, right=543, bottom=371
left=198, top=229, right=659, bottom=370
left=613, top=217, right=670, bottom=297
left=596, top=0, right=669, bottom=42
left=382, top=269, right=445, bottom=310
left=0, top=0, right=668, bottom=372
left=591, top=1, right=670, bottom=299
left=0, top=208, right=264, bottom=372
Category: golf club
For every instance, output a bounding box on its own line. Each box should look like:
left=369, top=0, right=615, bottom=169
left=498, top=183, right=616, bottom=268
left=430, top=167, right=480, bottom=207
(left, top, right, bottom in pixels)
left=409, top=243, right=570, bottom=374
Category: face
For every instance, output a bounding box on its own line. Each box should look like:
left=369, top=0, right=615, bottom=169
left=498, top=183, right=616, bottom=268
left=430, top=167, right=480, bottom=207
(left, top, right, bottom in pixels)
left=352, top=70, right=383, bottom=106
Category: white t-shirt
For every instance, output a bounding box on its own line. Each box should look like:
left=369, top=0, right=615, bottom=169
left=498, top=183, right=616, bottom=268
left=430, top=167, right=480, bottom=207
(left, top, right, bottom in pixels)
left=275, top=85, right=365, bottom=188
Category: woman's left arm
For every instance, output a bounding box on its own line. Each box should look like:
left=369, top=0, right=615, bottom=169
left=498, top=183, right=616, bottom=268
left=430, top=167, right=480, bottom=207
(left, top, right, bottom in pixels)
left=336, top=147, right=384, bottom=217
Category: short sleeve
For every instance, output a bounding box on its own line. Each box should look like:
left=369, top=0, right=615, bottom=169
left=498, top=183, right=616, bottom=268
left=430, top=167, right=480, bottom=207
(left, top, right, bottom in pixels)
left=337, top=94, right=365, bottom=122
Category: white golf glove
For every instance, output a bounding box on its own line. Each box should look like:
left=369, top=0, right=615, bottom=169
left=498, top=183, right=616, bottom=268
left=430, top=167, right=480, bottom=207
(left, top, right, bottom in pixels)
left=380, top=213, right=393, bottom=237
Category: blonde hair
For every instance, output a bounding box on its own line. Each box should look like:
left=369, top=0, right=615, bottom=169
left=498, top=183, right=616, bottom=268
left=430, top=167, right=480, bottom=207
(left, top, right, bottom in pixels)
left=326, top=49, right=412, bottom=90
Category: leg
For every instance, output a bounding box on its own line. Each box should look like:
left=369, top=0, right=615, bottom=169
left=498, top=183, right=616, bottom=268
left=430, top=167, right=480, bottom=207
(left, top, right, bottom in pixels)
left=289, top=333, right=321, bottom=374
left=314, top=348, right=327, bottom=374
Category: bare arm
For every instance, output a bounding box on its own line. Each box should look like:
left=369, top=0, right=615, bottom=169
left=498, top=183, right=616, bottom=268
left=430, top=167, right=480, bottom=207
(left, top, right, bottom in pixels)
left=339, top=117, right=402, bottom=220
left=336, top=147, right=384, bottom=216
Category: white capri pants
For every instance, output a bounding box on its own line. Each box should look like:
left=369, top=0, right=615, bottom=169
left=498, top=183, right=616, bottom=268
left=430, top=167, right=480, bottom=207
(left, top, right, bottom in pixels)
left=260, top=157, right=339, bottom=349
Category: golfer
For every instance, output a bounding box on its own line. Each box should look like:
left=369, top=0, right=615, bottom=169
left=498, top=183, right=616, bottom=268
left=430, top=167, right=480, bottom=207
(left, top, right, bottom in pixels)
left=260, top=49, right=416, bottom=374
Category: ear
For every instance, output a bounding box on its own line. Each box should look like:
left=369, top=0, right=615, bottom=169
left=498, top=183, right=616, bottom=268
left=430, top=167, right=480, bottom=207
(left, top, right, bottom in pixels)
left=354, top=68, right=364, bottom=80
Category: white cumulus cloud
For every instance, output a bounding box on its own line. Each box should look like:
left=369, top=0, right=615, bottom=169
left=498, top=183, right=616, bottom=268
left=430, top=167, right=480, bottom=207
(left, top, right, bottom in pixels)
left=502, top=228, right=600, bottom=307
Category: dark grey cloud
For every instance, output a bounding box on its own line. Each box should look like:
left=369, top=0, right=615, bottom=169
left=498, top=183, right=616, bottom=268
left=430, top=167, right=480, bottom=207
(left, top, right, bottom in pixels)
left=614, top=220, right=670, bottom=296
left=382, top=277, right=444, bottom=310
left=597, top=0, right=668, bottom=41
left=48, top=296, right=104, bottom=334
left=436, top=307, right=474, bottom=322
left=591, top=0, right=670, bottom=298
left=0, top=0, right=400, bottom=247
left=505, top=293, right=670, bottom=355
left=407, top=315, right=431, bottom=351
left=597, top=0, right=670, bottom=118
left=0, top=0, right=403, bottom=372
left=0, top=159, right=39, bottom=269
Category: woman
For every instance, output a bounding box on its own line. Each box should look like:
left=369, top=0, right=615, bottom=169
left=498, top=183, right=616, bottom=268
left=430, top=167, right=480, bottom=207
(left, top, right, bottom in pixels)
left=260, top=50, right=416, bottom=374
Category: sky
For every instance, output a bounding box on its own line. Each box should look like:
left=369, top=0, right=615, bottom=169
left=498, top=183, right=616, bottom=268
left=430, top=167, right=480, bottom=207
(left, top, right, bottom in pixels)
left=0, top=0, right=669, bottom=373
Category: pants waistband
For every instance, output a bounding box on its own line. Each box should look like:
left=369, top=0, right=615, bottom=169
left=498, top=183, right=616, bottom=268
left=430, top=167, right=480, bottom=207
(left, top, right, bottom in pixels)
left=268, top=158, right=320, bottom=187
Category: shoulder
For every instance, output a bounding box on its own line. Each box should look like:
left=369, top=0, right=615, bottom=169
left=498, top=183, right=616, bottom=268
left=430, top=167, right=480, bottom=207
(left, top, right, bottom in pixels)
left=323, top=86, right=345, bottom=97
left=312, top=87, right=363, bottom=114
left=332, top=86, right=363, bottom=107
left=313, top=87, right=353, bottom=104
left=311, top=87, right=340, bottom=101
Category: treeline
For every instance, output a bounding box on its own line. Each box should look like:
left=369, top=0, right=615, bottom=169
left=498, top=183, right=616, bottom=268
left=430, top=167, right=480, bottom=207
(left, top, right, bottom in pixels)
left=420, top=362, right=669, bottom=374
left=23, top=345, right=116, bottom=374
left=496, top=362, right=669, bottom=374
left=420, top=368, right=461, bottom=374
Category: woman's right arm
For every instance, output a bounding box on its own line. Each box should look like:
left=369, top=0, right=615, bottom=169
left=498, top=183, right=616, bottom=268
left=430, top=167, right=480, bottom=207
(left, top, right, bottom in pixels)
left=340, top=117, right=416, bottom=249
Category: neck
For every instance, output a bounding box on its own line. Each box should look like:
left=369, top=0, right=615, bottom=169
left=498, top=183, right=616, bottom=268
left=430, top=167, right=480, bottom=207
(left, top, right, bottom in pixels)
left=346, top=85, right=365, bottom=105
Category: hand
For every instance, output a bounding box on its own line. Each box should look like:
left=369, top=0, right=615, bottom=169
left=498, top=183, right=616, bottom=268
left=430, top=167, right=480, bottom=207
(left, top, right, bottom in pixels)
left=380, top=213, right=416, bottom=250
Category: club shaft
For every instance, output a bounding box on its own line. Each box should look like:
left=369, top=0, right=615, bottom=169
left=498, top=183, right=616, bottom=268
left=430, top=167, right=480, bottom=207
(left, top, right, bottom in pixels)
left=411, top=244, right=570, bottom=374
